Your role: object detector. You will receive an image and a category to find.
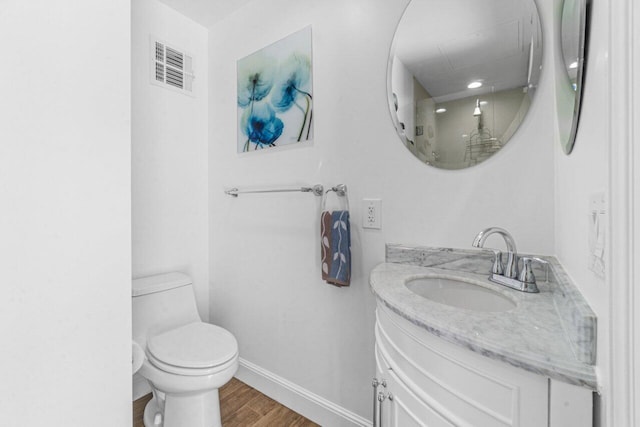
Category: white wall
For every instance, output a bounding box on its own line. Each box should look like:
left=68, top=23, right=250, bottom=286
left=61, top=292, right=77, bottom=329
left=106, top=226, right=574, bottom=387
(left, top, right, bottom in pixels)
left=0, top=1, right=131, bottom=425
left=552, top=0, right=609, bottom=421
left=208, top=0, right=555, bottom=422
left=132, top=0, right=209, bottom=319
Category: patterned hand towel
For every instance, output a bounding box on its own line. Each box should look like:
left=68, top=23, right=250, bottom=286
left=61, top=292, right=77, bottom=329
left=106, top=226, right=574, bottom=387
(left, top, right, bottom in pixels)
left=321, top=210, right=351, bottom=287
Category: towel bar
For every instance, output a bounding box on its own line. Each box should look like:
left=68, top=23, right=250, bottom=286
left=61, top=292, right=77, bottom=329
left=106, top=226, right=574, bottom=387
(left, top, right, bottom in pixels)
left=224, top=185, right=324, bottom=197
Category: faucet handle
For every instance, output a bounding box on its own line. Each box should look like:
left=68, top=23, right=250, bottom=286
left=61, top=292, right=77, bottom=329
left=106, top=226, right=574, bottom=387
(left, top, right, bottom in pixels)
left=531, top=257, right=550, bottom=283
left=482, top=249, right=503, bottom=275
left=518, top=257, right=549, bottom=284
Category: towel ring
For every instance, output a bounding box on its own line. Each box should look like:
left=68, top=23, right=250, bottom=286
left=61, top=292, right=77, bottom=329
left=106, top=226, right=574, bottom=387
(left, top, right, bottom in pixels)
left=322, top=184, right=349, bottom=211
left=326, top=184, right=347, bottom=197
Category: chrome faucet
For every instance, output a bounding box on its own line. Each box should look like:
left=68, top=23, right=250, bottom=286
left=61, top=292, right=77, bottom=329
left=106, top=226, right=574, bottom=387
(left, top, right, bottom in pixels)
left=472, top=227, right=518, bottom=278
left=472, top=227, right=542, bottom=293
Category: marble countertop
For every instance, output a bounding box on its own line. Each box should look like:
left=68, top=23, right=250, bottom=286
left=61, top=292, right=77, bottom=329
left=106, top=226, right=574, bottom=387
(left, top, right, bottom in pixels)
left=370, top=245, right=598, bottom=390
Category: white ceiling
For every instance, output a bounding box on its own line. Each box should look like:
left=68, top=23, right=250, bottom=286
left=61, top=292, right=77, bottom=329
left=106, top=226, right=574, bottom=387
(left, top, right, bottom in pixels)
left=157, top=0, right=542, bottom=103
left=157, top=0, right=255, bottom=27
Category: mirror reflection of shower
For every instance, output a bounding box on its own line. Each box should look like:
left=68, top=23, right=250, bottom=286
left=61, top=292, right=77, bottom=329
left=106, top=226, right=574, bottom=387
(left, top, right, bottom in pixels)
left=473, top=99, right=482, bottom=117
left=414, top=86, right=529, bottom=168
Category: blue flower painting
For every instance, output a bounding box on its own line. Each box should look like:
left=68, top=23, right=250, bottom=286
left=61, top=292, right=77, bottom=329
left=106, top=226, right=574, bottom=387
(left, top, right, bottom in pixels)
left=237, top=27, right=313, bottom=153
left=240, top=102, right=284, bottom=150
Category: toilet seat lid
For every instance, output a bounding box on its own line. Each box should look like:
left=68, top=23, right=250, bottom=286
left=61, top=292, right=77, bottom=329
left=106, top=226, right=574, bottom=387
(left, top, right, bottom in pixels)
left=147, top=322, right=238, bottom=369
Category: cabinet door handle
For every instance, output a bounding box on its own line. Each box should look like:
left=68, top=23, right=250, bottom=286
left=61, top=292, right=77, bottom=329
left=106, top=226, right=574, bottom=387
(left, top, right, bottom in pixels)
left=373, top=378, right=379, bottom=426
left=376, top=391, right=387, bottom=427
left=373, top=377, right=389, bottom=427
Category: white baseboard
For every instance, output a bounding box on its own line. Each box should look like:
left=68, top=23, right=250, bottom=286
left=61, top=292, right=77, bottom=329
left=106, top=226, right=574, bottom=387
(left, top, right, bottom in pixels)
left=236, top=358, right=372, bottom=427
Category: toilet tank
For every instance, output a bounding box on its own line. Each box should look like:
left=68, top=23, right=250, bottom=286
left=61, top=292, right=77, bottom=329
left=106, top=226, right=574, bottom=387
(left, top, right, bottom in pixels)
left=132, top=272, right=201, bottom=346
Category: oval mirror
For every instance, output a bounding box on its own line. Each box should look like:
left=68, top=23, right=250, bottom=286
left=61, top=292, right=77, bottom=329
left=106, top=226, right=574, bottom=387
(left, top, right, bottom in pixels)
left=557, top=0, right=590, bottom=154
left=388, top=0, right=543, bottom=170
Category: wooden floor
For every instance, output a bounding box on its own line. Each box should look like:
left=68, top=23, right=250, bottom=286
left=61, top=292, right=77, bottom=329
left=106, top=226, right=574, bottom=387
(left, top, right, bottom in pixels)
left=133, top=377, right=320, bottom=427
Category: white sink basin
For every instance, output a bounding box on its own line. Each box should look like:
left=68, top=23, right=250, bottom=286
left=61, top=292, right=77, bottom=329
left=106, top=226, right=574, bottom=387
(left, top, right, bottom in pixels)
left=405, top=277, right=516, bottom=312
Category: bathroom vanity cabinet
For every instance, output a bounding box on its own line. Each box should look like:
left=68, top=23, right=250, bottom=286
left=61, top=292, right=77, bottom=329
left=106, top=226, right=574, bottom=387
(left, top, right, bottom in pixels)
left=370, top=245, right=597, bottom=427
left=373, top=304, right=592, bottom=427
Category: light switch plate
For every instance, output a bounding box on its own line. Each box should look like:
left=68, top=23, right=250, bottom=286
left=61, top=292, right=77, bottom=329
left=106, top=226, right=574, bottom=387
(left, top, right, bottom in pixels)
left=588, top=192, right=606, bottom=279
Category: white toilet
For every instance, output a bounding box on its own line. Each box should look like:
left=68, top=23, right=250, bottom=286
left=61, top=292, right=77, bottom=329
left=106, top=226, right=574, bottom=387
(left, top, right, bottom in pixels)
left=132, top=272, right=238, bottom=427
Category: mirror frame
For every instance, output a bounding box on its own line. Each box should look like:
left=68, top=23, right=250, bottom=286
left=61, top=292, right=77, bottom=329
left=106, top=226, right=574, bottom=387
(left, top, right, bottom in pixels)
left=560, top=0, right=591, bottom=154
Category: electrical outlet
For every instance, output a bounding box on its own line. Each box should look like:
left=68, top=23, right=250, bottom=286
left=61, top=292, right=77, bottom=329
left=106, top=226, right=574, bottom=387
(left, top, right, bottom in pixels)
left=363, top=199, right=382, bottom=229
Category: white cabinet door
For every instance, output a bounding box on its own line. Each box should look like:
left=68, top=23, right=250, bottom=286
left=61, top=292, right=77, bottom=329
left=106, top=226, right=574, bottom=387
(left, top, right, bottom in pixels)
left=376, top=343, right=457, bottom=427
left=386, top=368, right=457, bottom=427
left=375, top=304, right=550, bottom=427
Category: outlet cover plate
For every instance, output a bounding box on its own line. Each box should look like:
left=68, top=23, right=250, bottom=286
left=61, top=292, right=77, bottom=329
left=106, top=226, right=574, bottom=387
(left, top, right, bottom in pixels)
left=363, top=199, right=381, bottom=229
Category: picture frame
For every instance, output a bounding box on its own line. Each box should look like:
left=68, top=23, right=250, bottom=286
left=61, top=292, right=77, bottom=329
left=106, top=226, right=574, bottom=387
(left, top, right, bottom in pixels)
left=236, top=26, right=313, bottom=154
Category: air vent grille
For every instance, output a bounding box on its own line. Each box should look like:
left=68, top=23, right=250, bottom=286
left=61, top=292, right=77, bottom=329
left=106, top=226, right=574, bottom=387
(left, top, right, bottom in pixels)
left=155, top=62, right=165, bottom=82
left=151, top=37, right=194, bottom=95
left=165, top=47, right=183, bottom=69
left=155, top=42, right=164, bottom=62
left=166, top=67, right=184, bottom=88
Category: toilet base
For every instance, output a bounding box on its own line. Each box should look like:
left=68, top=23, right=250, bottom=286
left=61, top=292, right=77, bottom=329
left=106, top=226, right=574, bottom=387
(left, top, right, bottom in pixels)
left=143, top=397, right=163, bottom=427
left=143, top=390, right=222, bottom=427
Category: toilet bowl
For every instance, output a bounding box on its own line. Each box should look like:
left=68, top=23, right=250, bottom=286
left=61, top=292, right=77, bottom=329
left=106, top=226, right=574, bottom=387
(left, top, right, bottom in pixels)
left=133, top=272, right=238, bottom=427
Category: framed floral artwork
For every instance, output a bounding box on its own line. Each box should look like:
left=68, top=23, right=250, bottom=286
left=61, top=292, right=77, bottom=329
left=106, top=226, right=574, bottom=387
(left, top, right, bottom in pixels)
left=237, top=26, right=313, bottom=153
